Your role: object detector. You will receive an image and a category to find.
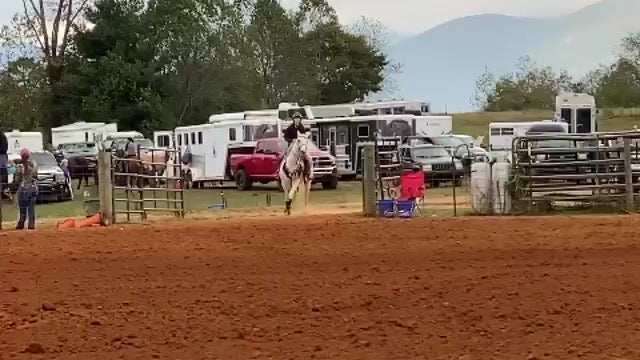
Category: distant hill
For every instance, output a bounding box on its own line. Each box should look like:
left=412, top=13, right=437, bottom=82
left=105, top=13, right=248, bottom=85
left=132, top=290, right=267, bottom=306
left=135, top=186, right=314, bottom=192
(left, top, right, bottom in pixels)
left=388, top=0, right=640, bottom=112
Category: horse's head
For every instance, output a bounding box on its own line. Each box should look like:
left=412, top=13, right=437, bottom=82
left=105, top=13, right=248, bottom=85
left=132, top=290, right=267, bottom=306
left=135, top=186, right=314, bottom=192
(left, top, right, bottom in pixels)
left=296, top=132, right=309, bottom=155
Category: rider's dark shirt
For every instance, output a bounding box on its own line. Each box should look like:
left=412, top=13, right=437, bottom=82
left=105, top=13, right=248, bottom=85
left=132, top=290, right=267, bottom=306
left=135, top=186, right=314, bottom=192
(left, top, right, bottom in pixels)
left=284, top=123, right=306, bottom=143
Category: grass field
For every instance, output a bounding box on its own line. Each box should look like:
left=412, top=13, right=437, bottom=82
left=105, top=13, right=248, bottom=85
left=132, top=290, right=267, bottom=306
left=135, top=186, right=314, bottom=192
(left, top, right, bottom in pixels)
left=452, top=109, right=640, bottom=139
left=0, top=180, right=470, bottom=225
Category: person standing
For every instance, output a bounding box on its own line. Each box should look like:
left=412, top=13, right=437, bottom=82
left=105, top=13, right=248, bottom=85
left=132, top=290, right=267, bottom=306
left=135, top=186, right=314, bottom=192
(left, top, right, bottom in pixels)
left=15, top=148, right=38, bottom=230
left=0, top=130, right=8, bottom=199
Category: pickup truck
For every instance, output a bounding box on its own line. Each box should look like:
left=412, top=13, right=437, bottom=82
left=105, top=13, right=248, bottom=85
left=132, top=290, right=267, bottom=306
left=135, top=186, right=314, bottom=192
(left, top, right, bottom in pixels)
left=229, top=138, right=339, bottom=191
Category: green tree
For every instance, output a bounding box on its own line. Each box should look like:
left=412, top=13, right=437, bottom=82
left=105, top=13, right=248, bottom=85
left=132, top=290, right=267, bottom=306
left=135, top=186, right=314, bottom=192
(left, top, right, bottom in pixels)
left=473, top=57, right=574, bottom=111
left=247, top=0, right=309, bottom=107
left=60, top=0, right=165, bottom=134
left=594, top=58, right=640, bottom=108
left=306, top=23, right=387, bottom=104
left=0, top=58, right=47, bottom=131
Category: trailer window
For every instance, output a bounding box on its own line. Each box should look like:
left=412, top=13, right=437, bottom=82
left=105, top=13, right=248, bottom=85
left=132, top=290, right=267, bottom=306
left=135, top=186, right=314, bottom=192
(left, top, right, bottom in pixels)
left=177, top=134, right=182, bottom=146
left=198, top=132, right=203, bottom=144
left=357, top=125, right=370, bottom=138
left=501, top=128, right=514, bottom=135
left=191, top=132, right=196, bottom=145
left=158, top=135, right=170, bottom=147
left=229, top=128, right=236, bottom=141
left=184, top=133, right=189, bottom=145
left=490, top=128, right=501, bottom=136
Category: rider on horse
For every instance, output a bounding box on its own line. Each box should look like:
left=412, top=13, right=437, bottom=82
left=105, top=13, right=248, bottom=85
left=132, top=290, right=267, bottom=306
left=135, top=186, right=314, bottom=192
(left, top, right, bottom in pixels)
left=284, top=113, right=313, bottom=179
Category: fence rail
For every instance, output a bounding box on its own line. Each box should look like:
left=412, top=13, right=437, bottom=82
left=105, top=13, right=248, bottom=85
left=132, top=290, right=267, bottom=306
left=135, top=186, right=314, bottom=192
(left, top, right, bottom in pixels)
left=511, top=131, right=640, bottom=212
left=110, top=146, right=185, bottom=223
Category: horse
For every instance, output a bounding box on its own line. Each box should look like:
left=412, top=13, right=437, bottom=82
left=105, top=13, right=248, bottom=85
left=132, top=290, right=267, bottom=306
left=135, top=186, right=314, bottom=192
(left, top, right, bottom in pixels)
left=67, top=156, right=98, bottom=190
left=278, top=133, right=313, bottom=215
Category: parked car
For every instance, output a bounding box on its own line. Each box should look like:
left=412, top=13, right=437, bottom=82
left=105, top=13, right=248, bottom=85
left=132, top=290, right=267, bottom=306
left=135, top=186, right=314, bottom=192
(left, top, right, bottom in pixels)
left=54, top=142, right=98, bottom=162
left=229, top=138, right=339, bottom=190
left=11, top=151, right=71, bottom=202
left=400, top=144, right=463, bottom=187
left=405, top=135, right=489, bottom=162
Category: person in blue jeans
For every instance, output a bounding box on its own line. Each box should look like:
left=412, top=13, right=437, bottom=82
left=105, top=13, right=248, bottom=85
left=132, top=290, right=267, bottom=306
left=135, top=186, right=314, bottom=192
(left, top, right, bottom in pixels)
left=15, top=148, right=38, bottom=230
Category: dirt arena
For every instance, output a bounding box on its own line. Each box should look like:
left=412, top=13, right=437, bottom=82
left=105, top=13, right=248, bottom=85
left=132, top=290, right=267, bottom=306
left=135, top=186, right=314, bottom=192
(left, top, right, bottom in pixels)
left=2, top=214, right=640, bottom=359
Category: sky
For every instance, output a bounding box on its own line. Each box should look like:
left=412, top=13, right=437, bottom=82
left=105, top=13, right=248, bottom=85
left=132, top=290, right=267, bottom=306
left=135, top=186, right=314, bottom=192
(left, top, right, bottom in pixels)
left=1, top=0, right=603, bottom=34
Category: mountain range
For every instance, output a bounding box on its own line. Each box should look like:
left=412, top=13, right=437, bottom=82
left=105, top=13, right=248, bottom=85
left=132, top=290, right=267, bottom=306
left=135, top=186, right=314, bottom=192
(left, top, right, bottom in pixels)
left=386, top=0, right=640, bottom=112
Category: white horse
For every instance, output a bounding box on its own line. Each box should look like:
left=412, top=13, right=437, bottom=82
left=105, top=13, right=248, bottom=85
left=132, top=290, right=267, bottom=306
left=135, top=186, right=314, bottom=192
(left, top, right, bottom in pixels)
left=279, top=133, right=313, bottom=215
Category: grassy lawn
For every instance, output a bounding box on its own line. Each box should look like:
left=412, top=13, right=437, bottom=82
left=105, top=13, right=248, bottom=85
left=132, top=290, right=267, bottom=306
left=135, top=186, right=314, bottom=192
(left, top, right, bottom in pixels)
left=0, top=179, right=471, bottom=224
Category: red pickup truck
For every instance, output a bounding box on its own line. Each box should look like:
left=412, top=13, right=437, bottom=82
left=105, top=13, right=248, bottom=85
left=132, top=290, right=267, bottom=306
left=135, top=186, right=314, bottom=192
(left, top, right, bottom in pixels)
left=229, top=138, right=339, bottom=191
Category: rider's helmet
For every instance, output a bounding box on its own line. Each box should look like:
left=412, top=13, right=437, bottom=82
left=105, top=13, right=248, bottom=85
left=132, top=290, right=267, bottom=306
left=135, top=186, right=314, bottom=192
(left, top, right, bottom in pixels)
left=292, top=112, right=302, bottom=125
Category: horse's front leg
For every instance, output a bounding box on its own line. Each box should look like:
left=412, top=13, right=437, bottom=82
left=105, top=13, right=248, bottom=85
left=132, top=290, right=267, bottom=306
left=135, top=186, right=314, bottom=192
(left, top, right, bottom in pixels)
left=289, top=177, right=301, bottom=201
left=304, top=179, right=310, bottom=207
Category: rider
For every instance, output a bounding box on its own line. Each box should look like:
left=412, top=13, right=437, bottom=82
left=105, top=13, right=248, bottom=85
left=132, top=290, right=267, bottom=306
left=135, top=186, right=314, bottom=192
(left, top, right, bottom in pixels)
left=283, top=112, right=313, bottom=179
left=125, top=137, right=137, bottom=158
left=284, top=112, right=306, bottom=148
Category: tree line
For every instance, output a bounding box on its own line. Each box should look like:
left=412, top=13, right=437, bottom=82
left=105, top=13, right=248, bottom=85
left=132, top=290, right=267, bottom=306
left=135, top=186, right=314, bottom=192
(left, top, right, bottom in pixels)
left=473, top=33, right=640, bottom=112
left=0, top=0, right=393, bottom=138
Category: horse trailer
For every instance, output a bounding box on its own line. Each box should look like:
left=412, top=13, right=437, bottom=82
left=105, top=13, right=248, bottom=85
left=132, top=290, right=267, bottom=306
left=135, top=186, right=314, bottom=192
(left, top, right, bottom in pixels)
left=314, top=114, right=453, bottom=177
left=51, top=122, right=118, bottom=148
left=555, top=93, right=597, bottom=134
left=6, top=130, right=44, bottom=159
left=174, top=121, right=244, bottom=187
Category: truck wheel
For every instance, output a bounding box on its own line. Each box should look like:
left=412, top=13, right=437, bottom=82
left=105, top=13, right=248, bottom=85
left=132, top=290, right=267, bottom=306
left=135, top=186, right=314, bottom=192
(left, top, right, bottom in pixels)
left=235, top=169, right=252, bottom=191
left=322, top=177, right=339, bottom=190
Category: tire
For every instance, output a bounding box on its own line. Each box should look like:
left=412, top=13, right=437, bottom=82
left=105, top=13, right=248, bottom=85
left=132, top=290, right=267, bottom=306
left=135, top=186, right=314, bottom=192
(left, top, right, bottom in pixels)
left=235, top=169, right=252, bottom=191
left=322, top=177, right=339, bottom=190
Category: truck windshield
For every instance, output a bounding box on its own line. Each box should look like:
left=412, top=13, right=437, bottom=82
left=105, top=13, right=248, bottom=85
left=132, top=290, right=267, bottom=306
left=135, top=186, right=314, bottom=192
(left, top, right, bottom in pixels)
left=413, top=147, right=450, bottom=159
left=432, top=137, right=464, bottom=148
left=31, top=153, right=58, bottom=166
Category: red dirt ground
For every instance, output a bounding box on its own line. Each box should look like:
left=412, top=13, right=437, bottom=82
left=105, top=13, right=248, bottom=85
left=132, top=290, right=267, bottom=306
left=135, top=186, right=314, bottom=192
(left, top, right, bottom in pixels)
left=2, top=214, right=640, bottom=359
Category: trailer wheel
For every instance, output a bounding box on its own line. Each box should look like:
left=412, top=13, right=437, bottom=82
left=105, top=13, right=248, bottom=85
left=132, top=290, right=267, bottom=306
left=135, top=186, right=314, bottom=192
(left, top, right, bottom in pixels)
left=235, top=169, right=252, bottom=191
left=322, top=177, right=339, bottom=190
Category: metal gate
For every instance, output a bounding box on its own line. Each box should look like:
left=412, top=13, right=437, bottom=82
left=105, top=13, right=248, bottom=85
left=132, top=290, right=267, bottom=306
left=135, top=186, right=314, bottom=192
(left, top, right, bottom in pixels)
left=111, top=146, right=184, bottom=223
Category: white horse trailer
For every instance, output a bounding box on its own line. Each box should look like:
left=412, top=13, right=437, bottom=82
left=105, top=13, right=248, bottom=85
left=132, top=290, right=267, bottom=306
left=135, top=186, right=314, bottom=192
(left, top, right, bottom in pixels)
left=489, top=121, right=560, bottom=161
left=153, top=131, right=174, bottom=149
left=6, top=130, right=44, bottom=158
left=555, top=93, right=597, bottom=133
left=175, top=121, right=244, bottom=187
left=51, top=122, right=118, bottom=148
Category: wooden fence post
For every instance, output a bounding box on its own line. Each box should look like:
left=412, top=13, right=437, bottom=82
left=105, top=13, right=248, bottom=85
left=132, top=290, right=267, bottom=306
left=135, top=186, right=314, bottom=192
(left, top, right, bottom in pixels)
left=623, top=138, right=634, bottom=212
left=362, top=144, right=377, bottom=217
left=98, top=151, right=114, bottom=225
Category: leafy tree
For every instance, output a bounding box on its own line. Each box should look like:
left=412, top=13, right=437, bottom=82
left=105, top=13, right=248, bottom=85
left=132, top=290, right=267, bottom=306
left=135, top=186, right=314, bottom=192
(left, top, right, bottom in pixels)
left=349, top=16, right=402, bottom=97
left=473, top=57, right=574, bottom=111
left=248, top=0, right=309, bottom=107
left=594, top=58, right=640, bottom=108
left=0, top=58, right=47, bottom=130
left=306, top=22, right=387, bottom=104
left=66, top=0, right=164, bottom=134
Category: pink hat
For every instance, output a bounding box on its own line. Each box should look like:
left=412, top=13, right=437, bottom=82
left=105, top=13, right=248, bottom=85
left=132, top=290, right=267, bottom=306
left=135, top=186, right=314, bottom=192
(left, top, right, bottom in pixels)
left=20, top=148, right=30, bottom=159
